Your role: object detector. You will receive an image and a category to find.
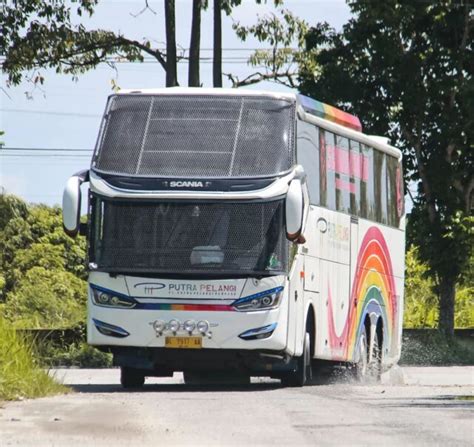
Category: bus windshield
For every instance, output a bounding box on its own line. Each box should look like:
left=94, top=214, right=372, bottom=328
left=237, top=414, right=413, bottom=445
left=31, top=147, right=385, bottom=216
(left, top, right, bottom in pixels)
left=90, top=197, right=289, bottom=276
left=93, top=94, right=295, bottom=178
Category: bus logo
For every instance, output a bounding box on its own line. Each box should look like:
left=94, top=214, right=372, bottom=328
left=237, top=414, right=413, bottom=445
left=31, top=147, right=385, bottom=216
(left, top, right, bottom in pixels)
left=134, top=282, right=166, bottom=295
left=169, top=181, right=204, bottom=188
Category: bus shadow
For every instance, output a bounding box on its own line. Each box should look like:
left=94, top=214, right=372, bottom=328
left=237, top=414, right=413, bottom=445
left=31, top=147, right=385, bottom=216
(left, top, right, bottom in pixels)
left=70, top=382, right=283, bottom=394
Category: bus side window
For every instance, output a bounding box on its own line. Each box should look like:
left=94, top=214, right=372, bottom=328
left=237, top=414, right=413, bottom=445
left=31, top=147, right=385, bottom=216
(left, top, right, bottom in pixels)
left=296, top=121, right=320, bottom=205
left=374, top=151, right=388, bottom=225
left=349, top=140, right=361, bottom=217
left=361, top=145, right=376, bottom=221
left=397, top=161, right=405, bottom=221
left=335, top=135, right=351, bottom=213
left=323, top=130, right=337, bottom=211
left=387, top=155, right=400, bottom=227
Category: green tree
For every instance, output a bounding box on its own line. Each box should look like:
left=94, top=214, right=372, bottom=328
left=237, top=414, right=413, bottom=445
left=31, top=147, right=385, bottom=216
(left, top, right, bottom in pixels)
left=1, top=0, right=287, bottom=89
left=0, top=194, right=87, bottom=328
left=229, top=7, right=310, bottom=87
left=298, top=1, right=473, bottom=336
left=404, top=246, right=438, bottom=329
left=0, top=0, right=183, bottom=87
left=4, top=267, right=86, bottom=329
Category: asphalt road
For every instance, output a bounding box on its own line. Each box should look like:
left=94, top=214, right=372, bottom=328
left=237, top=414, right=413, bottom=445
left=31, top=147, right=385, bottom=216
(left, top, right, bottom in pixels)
left=0, top=367, right=472, bottom=446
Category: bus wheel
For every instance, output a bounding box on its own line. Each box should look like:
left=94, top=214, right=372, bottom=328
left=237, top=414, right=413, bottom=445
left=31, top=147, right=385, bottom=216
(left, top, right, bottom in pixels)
left=120, top=367, right=145, bottom=389
left=282, top=332, right=312, bottom=387
left=353, top=327, right=368, bottom=382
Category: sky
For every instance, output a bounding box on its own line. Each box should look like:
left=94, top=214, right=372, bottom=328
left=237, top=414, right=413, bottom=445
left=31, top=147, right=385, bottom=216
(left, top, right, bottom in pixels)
left=0, top=0, right=351, bottom=206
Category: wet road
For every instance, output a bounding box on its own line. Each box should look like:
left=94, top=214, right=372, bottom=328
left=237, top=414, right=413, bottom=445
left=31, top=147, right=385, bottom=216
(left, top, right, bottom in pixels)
left=0, top=367, right=472, bottom=446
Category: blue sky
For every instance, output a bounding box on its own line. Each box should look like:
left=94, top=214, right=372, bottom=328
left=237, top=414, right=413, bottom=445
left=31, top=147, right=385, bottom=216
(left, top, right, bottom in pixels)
left=0, top=0, right=350, bottom=206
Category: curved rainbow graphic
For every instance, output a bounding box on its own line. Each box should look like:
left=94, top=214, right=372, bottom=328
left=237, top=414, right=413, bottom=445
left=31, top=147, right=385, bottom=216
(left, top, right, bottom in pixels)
left=328, top=226, right=397, bottom=361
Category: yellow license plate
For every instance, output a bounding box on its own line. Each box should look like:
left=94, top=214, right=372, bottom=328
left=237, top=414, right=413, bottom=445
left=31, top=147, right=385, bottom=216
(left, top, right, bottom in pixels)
left=165, top=336, right=202, bottom=349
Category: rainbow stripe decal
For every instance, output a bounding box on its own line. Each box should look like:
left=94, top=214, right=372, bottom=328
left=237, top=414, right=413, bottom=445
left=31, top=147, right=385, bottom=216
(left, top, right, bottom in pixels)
left=327, top=226, right=397, bottom=360
left=298, top=94, right=362, bottom=132
left=136, top=303, right=234, bottom=312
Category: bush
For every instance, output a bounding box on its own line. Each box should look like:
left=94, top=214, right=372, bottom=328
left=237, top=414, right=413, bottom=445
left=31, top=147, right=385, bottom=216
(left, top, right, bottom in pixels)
left=404, top=246, right=474, bottom=328
left=29, top=324, right=113, bottom=368
left=0, top=316, right=65, bottom=400
left=400, top=330, right=474, bottom=366
left=4, top=267, right=86, bottom=329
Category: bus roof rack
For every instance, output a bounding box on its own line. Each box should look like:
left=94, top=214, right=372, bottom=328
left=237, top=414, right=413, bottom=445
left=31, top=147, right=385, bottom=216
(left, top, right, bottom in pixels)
left=297, top=94, right=362, bottom=133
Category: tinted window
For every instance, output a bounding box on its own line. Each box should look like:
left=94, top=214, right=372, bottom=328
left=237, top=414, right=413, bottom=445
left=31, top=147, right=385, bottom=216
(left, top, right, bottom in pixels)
left=349, top=140, right=361, bottom=216
left=335, top=135, right=351, bottom=213
left=386, top=155, right=400, bottom=227
left=94, top=94, right=295, bottom=177
left=320, top=130, right=336, bottom=210
left=374, top=151, right=388, bottom=224
left=361, top=145, right=376, bottom=220
left=296, top=121, right=320, bottom=205
left=396, top=161, right=405, bottom=221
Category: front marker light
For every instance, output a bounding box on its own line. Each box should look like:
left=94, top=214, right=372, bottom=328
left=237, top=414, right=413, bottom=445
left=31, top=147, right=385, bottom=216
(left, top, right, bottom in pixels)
left=197, top=320, right=209, bottom=334
left=168, top=319, right=180, bottom=333
left=233, top=287, right=284, bottom=312
left=184, top=320, right=196, bottom=332
left=153, top=320, right=166, bottom=333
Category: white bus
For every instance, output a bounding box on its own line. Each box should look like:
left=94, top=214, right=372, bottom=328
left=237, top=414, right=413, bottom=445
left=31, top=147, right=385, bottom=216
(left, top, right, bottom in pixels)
left=63, top=88, right=405, bottom=387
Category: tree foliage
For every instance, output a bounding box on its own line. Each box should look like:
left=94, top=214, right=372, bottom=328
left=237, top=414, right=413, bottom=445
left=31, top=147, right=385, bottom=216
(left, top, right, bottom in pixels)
left=404, top=246, right=473, bottom=329
left=298, top=1, right=473, bottom=335
left=228, top=7, right=311, bottom=88
left=0, top=194, right=87, bottom=329
left=1, top=0, right=286, bottom=89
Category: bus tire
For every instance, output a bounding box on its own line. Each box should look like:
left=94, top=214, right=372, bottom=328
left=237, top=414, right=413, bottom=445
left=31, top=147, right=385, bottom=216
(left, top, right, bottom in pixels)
left=282, top=332, right=312, bottom=387
left=120, top=367, right=145, bottom=389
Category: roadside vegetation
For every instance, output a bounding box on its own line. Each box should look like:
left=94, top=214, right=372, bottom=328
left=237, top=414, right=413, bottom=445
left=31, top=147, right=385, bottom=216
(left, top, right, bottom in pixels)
left=0, top=316, right=65, bottom=400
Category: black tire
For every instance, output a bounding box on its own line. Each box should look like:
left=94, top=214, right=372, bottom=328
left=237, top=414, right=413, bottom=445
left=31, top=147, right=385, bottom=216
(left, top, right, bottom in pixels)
left=282, top=332, right=312, bottom=387
left=120, top=367, right=145, bottom=389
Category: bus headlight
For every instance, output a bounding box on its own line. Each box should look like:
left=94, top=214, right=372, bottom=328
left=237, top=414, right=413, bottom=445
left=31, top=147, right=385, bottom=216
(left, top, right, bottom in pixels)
left=232, top=288, right=283, bottom=312
left=91, top=287, right=137, bottom=309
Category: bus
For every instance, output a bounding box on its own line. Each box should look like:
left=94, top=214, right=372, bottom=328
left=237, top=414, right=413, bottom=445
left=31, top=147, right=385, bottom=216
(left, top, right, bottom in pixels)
left=62, top=88, right=405, bottom=387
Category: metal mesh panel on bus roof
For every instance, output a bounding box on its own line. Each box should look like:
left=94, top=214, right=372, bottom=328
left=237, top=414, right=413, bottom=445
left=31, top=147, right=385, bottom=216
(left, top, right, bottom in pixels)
left=92, top=199, right=288, bottom=275
left=93, top=95, right=295, bottom=177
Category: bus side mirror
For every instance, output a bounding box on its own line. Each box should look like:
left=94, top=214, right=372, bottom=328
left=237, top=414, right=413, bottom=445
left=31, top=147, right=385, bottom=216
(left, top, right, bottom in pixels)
left=286, top=178, right=306, bottom=243
left=62, top=170, right=89, bottom=237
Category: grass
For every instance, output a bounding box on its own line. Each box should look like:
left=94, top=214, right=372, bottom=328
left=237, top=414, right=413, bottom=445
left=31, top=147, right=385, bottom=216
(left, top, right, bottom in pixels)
left=400, top=330, right=474, bottom=366
left=38, top=341, right=112, bottom=368
left=0, top=316, right=66, bottom=400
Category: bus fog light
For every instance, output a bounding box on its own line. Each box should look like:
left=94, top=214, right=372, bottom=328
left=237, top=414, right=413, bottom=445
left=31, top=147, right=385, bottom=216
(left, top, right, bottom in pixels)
left=153, top=320, right=166, bottom=333
left=197, top=320, right=209, bottom=334
left=184, top=320, right=196, bottom=332
left=168, top=319, right=180, bottom=332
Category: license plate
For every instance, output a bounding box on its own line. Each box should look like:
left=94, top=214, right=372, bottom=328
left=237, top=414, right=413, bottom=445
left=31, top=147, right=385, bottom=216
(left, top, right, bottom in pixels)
left=165, top=336, right=202, bottom=349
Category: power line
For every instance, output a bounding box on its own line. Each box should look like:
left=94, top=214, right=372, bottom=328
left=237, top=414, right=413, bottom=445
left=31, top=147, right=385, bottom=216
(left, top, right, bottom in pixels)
left=0, top=147, right=93, bottom=152
left=0, top=154, right=91, bottom=157
left=0, top=109, right=101, bottom=118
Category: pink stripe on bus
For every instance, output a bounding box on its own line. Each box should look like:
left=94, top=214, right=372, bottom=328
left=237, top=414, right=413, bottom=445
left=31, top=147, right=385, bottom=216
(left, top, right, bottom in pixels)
left=327, top=147, right=369, bottom=182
